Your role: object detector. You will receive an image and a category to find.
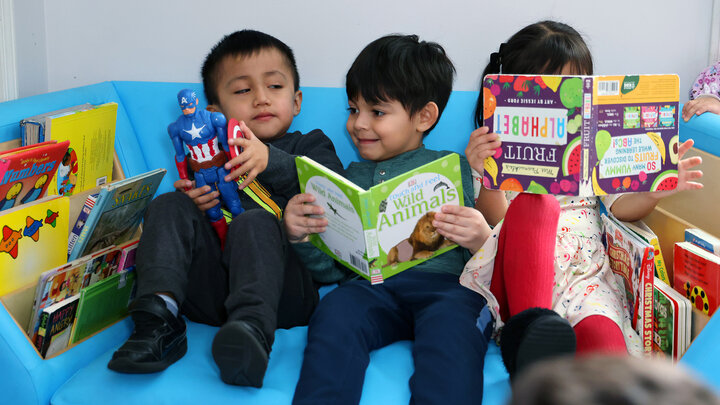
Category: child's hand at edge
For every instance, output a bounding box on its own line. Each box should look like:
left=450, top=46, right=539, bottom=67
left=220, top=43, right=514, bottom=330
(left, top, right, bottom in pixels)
left=223, top=120, right=269, bottom=190
left=465, top=126, right=501, bottom=176
left=682, top=96, right=720, bottom=121
left=284, top=193, right=328, bottom=243
left=174, top=179, right=220, bottom=212
left=651, top=139, right=703, bottom=199
left=432, top=205, right=492, bottom=255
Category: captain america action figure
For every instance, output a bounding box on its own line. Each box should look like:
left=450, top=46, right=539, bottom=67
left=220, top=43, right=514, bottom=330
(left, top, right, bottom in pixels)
left=168, top=89, right=243, bottom=245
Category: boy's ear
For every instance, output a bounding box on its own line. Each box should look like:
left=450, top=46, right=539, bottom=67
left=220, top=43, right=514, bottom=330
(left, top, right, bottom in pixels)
left=415, top=101, right=439, bottom=133
left=293, top=90, right=303, bottom=116
left=206, top=104, right=220, bottom=113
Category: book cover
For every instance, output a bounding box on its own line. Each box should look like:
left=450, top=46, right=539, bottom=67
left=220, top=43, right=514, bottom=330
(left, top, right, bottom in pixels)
left=685, top=228, right=720, bottom=257
left=673, top=241, right=720, bottom=316
left=20, top=104, right=93, bottom=146
left=35, top=294, right=80, bottom=358
left=71, top=270, right=136, bottom=344
left=602, top=213, right=655, bottom=356
left=652, top=277, right=691, bottom=360
left=67, top=193, right=98, bottom=256
left=482, top=74, right=680, bottom=196
left=297, top=154, right=463, bottom=284
left=42, top=103, right=118, bottom=196
left=117, top=238, right=139, bottom=271
left=0, top=140, right=70, bottom=211
left=68, top=168, right=166, bottom=261
left=0, top=195, right=69, bottom=296
left=625, top=220, right=671, bottom=285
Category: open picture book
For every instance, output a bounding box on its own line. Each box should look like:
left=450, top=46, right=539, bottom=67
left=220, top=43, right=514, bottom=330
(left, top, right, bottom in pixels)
left=482, top=74, right=680, bottom=196
left=297, top=153, right=463, bottom=284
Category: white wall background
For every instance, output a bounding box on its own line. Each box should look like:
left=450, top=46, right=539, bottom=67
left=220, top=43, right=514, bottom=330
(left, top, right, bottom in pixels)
left=12, top=0, right=715, bottom=101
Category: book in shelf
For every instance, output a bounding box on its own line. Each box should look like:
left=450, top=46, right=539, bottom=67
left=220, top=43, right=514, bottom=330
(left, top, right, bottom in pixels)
left=685, top=228, right=720, bottom=257
left=624, top=220, right=671, bottom=286
left=67, top=193, right=98, bottom=256
left=297, top=153, right=463, bottom=284
left=35, top=294, right=80, bottom=358
left=70, top=269, right=136, bottom=344
left=0, top=140, right=70, bottom=211
left=652, top=277, right=691, bottom=361
left=68, top=168, right=166, bottom=261
left=0, top=195, right=69, bottom=296
left=22, top=103, right=118, bottom=197
left=481, top=74, right=680, bottom=196
left=673, top=241, right=720, bottom=316
left=601, top=212, right=654, bottom=357
left=20, top=104, right=93, bottom=145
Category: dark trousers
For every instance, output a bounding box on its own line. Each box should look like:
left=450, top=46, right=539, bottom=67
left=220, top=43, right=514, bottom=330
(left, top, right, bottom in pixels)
left=135, top=192, right=318, bottom=345
left=293, top=271, right=491, bottom=405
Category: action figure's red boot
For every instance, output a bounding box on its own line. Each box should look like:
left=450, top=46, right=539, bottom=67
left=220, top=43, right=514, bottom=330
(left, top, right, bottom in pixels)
left=210, top=219, right=228, bottom=249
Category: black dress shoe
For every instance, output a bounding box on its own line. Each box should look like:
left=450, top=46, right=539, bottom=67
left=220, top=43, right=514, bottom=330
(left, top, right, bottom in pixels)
left=107, top=294, right=187, bottom=373
left=500, top=307, right=576, bottom=380
left=212, top=320, right=270, bottom=387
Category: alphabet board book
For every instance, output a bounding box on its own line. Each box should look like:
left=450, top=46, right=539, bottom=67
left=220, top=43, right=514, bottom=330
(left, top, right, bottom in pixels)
left=601, top=212, right=655, bottom=356
left=0, top=195, right=69, bottom=296
left=297, top=154, right=463, bottom=284
left=0, top=140, right=69, bottom=211
left=481, top=74, right=679, bottom=196
left=68, top=168, right=166, bottom=261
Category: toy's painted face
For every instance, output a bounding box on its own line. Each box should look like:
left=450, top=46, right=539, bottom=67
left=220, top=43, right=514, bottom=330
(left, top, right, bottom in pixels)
left=178, top=90, right=199, bottom=115
left=210, top=48, right=301, bottom=142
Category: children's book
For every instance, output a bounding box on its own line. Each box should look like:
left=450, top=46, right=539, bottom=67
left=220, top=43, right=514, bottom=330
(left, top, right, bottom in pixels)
left=71, top=269, right=136, bottom=344
left=0, top=195, right=69, bottom=296
left=67, top=193, right=98, bottom=256
left=25, top=103, right=118, bottom=197
left=482, top=74, right=679, bottom=196
left=117, top=238, right=139, bottom=271
left=673, top=241, right=720, bottom=316
left=685, top=228, right=720, bottom=257
left=35, top=294, right=80, bottom=358
left=68, top=168, right=166, bottom=261
left=652, top=277, right=691, bottom=361
left=297, top=154, right=463, bottom=284
left=601, top=212, right=655, bottom=357
left=20, top=104, right=93, bottom=146
left=0, top=140, right=70, bottom=211
left=624, top=220, right=670, bottom=285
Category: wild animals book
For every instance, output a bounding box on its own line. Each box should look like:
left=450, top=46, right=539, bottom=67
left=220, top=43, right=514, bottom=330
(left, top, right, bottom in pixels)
left=23, top=103, right=118, bottom=197
left=0, top=140, right=70, bottom=211
left=601, top=212, right=655, bottom=357
left=68, top=168, right=166, bottom=261
left=0, top=195, right=69, bottom=296
left=482, top=74, right=680, bottom=196
left=35, top=294, right=80, bottom=358
left=673, top=241, right=720, bottom=316
left=297, top=154, right=463, bottom=284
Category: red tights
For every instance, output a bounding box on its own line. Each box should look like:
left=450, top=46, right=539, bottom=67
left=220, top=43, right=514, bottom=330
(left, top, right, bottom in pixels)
left=491, top=193, right=626, bottom=355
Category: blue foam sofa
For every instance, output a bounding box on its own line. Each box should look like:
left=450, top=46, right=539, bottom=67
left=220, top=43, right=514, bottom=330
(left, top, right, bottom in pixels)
left=0, top=81, right=510, bottom=405
left=2, top=81, right=719, bottom=405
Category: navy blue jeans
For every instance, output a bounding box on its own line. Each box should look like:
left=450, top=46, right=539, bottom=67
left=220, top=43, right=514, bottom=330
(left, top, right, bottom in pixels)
left=293, top=271, right=491, bottom=405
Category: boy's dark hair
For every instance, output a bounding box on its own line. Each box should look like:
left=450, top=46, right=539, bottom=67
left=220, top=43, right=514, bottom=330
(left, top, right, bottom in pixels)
left=474, top=21, right=593, bottom=127
left=346, top=34, right=456, bottom=135
left=201, top=29, right=300, bottom=105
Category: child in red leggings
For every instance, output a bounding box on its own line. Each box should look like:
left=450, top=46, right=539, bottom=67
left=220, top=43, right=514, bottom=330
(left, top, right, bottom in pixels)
left=460, top=20, right=704, bottom=379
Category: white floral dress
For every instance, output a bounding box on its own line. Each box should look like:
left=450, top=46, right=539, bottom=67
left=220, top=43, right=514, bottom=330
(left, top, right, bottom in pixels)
left=460, top=193, right=642, bottom=356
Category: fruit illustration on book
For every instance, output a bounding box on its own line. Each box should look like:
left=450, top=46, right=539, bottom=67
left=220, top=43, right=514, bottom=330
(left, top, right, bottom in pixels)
left=647, top=132, right=666, bottom=164
left=559, top=77, right=583, bottom=110
left=540, top=76, right=562, bottom=92
left=650, top=170, right=678, bottom=192
left=483, top=87, right=496, bottom=120
left=500, top=178, right=523, bottom=192
left=562, top=136, right=581, bottom=176
left=484, top=157, right=498, bottom=186
left=595, top=130, right=612, bottom=162
left=591, top=167, right=607, bottom=195
left=668, top=135, right=680, bottom=164
left=526, top=180, right=548, bottom=194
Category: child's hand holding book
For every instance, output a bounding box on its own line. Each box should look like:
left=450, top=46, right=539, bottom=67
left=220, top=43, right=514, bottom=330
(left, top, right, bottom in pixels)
left=284, top=193, right=328, bottom=243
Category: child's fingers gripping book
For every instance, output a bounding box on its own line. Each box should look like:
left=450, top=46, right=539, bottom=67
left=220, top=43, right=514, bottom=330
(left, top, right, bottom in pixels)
left=482, top=74, right=680, bottom=196
left=296, top=154, right=463, bottom=284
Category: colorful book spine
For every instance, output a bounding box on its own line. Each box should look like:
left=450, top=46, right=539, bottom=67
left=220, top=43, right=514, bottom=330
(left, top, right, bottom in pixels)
left=685, top=228, right=720, bottom=256
left=35, top=294, right=80, bottom=358
left=67, top=193, right=98, bottom=256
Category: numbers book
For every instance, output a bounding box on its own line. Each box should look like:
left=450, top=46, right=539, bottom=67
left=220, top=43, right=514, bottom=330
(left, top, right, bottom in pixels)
left=35, top=294, right=80, bottom=358
left=673, top=241, right=720, bottom=316
left=0, top=140, right=69, bottom=211
left=482, top=74, right=679, bottom=196
left=68, top=168, right=166, bottom=261
left=297, top=154, right=463, bottom=284
left=652, top=277, right=691, bottom=361
left=24, top=103, right=118, bottom=197
left=0, top=195, right=69, bottom=296
left=601, top=212, right=655, bottom=356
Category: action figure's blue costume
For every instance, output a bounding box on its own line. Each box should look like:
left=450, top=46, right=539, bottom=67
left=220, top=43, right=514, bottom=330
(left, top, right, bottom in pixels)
left=168, top=89, right=244, bottom=244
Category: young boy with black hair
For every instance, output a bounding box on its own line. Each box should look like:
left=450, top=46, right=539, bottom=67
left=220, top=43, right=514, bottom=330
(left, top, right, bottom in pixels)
left=284, top=34, right=506, bottom=405
left=107, top=30, right=346, bottom=388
